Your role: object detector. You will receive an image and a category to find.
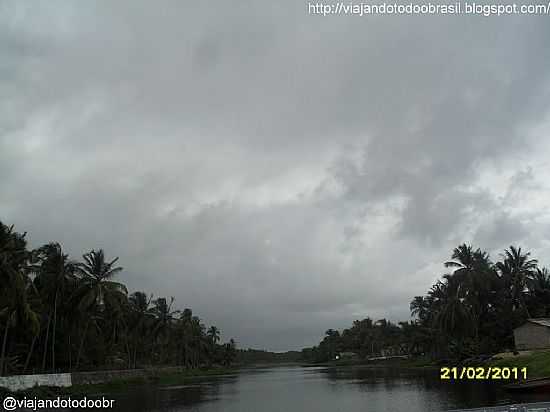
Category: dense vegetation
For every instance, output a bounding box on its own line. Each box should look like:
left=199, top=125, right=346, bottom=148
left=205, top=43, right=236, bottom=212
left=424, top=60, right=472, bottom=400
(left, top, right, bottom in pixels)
left=236, top=349, right=302, bottom=364
left=4, top=215, right=549, bottom=374
left=302, top=244, right=550, bottom=363
left=0, top=221, right=236, bottom=376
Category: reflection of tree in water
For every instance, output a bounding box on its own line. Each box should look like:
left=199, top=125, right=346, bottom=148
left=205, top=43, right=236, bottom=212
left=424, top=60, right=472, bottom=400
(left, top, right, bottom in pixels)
left=319, top=367, right=546, bottom=410
left=109, top=375, right=239, bottom=412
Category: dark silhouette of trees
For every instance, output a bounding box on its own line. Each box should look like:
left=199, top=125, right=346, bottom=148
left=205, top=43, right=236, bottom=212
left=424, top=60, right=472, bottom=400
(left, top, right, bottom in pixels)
left=303, top=243, right=550, bottom=363
left=0, top=220, right=237, bottom=376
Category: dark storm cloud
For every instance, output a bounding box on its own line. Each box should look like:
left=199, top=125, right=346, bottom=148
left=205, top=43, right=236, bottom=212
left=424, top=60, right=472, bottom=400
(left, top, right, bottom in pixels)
left=2, top=1, right=550, bottom=350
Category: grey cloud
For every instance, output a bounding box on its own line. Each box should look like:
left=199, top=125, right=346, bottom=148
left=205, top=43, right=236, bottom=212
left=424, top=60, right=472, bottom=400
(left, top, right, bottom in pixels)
left=474, top=213, right=529, bottom=252
left=2, top=1, right=550, bottom=350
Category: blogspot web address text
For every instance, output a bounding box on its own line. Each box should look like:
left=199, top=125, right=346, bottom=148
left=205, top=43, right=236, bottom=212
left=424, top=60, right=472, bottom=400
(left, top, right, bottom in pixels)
left=308, top=1, right=550, bottom=16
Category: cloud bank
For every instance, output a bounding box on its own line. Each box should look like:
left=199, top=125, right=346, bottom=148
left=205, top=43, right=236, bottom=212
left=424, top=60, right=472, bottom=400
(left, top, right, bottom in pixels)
left=2, top=1, right=550, bottom=350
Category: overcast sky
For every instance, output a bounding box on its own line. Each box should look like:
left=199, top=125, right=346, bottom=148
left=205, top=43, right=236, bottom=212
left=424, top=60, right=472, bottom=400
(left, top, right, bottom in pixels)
left=2, top=2, right=550, bottom=351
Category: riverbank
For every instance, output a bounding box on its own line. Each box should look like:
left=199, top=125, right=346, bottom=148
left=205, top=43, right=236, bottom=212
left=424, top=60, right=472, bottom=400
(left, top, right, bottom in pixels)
left=489, top=349, right=550, bottom=379
left=0, top=367, right=238, bottom=398
left=304, top=350, right=550, bottom=379
left=70, top=367, right=239, bottom=395
left=302, top=356, right=436, bottom=369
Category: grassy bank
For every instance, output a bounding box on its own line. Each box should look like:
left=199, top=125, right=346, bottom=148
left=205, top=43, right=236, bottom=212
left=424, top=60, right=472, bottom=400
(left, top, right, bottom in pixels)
left=303, top=357, right=435, bottom=369
left=489, top=350, right=550, bottom=379
left=0, top=367, right=239, bottom=398
left=306, top=351, right=550, bottom=379
left=69, top=367, right=239, bottom=395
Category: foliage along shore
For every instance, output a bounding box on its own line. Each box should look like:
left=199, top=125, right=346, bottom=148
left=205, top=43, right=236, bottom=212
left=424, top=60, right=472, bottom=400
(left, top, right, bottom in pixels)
left=303, top=356, right=436, bottom=369
left=0, top=366, right=239, bottom=398
left=0, top=220, right=237, bottom=377
left=302, top=244, right=550, bottom=365
left=489, top=350, right=550, bottom=379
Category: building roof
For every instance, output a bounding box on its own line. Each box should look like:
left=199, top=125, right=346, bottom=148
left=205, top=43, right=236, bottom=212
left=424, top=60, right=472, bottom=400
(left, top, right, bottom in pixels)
left=526, top=318, right=550, bottom=328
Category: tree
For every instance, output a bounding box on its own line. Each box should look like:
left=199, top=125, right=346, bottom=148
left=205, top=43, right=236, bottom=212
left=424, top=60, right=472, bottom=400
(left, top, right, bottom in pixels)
left=207, top=326, right=220, bottom=345
left=73, top=249, right=127, bottom=368
left=152, top=297, right=179, bottom=364
left=497, top=246, right=537, bottom=317
left=127, top=291, right=154, bottom=368
left=34, top=243, right=76, bottom=371
left=444, top=244, right=494, bottom=345
left=222, top=339, right=236, bottom=366
left=0, top=220, right=236, bottom=374
left=0, top=222, right=39, bottom=376
left=206, top=326, right=220, bottom=365
left=410, top=296, right=428, bottom=323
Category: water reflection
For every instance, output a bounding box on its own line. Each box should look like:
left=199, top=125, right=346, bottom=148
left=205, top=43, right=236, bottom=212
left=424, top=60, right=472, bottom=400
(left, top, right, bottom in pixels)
left=321, top=366, right=548, bottom=409
left=97, top=366, right=549, bottom=412
left=109, top=375, right=238, bottom=412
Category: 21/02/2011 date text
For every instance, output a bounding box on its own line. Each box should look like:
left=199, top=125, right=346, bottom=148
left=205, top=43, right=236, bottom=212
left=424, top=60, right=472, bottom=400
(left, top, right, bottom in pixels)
left=440, top=367, right=527, bottom=380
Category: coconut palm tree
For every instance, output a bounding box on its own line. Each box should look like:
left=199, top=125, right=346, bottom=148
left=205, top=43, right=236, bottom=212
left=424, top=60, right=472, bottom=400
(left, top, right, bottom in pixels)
left=0, top=222, right=39, bottom=376
left=206, top=326, right=220, bottom=365
left=73, top=249, right=127, bottom=368
left=527, top=267, right=550, bottom=296
left=127, top=291, right=154, bottom=368
left=434, top=288, right=472, bottom=338
left=527, top=267, right=550, bottom=316
left=34, top=243, right=76, bottom=371
left=410, top=296, right=429, bottom=323
left=444, top=244, right=494, bottom=344
left=189, top=316, right=207, bottom=368
left=496, top=246, right=538, bottom=317
left=152, top=297, right=179, bottom=363
left=222, top=339, right=236, bottom=366
left=207, top=326, right=220, bottom=345
left=178, top=309, right=194, bottom=368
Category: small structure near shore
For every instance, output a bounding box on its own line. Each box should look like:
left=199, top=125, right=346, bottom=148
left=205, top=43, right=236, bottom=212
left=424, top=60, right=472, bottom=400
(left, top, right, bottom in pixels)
left=514, top=318, right=550, bottom=350
left=0, top=373, right=72, bottom=391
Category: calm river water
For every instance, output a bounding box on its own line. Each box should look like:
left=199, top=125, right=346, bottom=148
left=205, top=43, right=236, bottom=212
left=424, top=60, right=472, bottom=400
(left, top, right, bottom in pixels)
left=100, top=366, right=548, bottom=412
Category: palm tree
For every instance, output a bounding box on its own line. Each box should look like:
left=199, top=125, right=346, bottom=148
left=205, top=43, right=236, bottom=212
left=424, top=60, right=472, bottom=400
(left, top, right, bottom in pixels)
left=444, top=244, right=493, bottom=344
left=188, top=316, right=207, bottom=368
left=222, top=339, right=236, bottom=366
left=127, top=291, right=154, bottom=368
left=207, top=326, right=220, bottom=345
left=0, top=223, right=39, bottom=376
left=34, top=243, right=75, bottom=371
left=207, top=326, right=220, bottom=365
left=527, top=268, right=550, bottom=316
left=0, top=220, right=240, bottom=373
left=497, top=246, right=538, bottom=317
left=178, top=309, right=194, bottom=368
left=530, top=267, right=550, bottom=291
left=434, top=288, right=472, bottom=338
left=410, top=296, right=428, bottom=323
left=73, top=249, right=127, bottom=369
left=152, top=297, right=179, bottom=364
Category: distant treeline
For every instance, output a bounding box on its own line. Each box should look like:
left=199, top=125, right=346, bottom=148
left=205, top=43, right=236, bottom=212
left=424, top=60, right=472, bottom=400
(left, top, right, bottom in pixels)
left=236, top=349, right=302, bottom=364
left=0, top=220, right=237, bottom=376
left=302, top=244, right=550, bottom=363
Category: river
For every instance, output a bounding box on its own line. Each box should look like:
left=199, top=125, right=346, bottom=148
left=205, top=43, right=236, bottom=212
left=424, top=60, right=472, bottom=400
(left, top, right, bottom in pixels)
left=98, top=366, right=548, bottom=412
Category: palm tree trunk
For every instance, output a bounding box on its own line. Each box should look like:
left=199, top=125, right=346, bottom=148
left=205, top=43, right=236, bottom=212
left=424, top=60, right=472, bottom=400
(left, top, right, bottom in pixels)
left=42, top=311, right=51, bottom=372
left=184, top=344, right=189, bottom=369
left=76, top=318, right=90, bottom=370
left=23, top=334, right=38, bottom=374
left=521, top=294, right=531, bottom=318
left=0, top=320, right=10, bottom=376
left=125, top=341, right=131, bottom=369
left=51, top=292, right=58, bottom=371
left=68, top=334, right=72, bottom=370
